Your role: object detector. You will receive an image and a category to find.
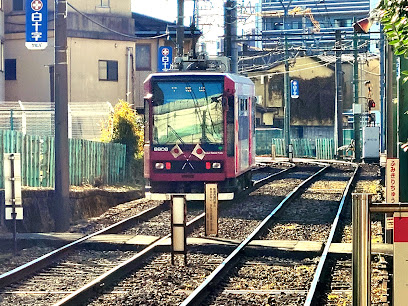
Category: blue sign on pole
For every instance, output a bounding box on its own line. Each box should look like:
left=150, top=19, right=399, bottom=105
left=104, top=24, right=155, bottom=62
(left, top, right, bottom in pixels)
left=158, top=46, right=173, bottom=72
left=291, top=79, right=299, bottom=99
left=25, top=0, right=48, bottom=50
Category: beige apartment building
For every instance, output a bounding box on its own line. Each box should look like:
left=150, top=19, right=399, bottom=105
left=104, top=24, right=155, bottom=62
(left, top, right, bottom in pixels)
left=4, top=0, right=198, bottom=110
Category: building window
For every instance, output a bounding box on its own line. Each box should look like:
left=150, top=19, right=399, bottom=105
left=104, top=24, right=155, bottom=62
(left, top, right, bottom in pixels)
left=99, top=60, right=118, bottom=81
left=13, top=0, right=24, bottom=11
left=136, top=44, right=151, bottom=70
left=100, top=0, right=109, bottom=7
left=5, top=59, right=17, bottom=80
left=335, top=19, right=352, bottom=27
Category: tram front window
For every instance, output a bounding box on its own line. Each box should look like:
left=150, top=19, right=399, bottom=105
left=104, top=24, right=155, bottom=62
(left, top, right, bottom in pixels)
left=152, top=81, right=224, bottom=145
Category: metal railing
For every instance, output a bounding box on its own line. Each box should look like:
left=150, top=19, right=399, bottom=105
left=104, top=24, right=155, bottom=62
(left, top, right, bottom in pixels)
left=0, top=101, right=114, bottom=140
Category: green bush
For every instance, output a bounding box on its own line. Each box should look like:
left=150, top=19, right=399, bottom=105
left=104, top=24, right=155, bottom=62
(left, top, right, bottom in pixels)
left=101, top=100, right=144, bottom=183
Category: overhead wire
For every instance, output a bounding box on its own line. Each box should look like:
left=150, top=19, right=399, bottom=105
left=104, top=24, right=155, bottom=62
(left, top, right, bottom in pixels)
left=67, top=2, right=168, bottom=40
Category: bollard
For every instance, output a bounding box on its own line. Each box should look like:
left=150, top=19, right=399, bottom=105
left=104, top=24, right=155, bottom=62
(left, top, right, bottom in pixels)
left=288, top=143, right=293, bottom=161
left=171, top=196, right=187, bottom=265
left=271, top=144, right=276, bottom=160
left=352, top=193, right=371, bottom=306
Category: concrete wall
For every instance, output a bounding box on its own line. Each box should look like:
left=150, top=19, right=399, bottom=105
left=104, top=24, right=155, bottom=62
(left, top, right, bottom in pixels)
left=0, top=188, right=143, bottom=232
left=249, top=56, right=381, bottom=127
left=5, top=31, right=55, bottom=102
left=68, top=37, right=135, bottom=103
left=69, top=0, right=132, bottom=17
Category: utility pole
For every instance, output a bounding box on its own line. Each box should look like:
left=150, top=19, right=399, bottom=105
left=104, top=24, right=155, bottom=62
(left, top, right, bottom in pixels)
left=54, top=0, right=70, bottom=231
left=224, top=0, right=238, bottom=73
left=334, top=30, right=343, bottom=156
left=177, top=0, right=184, bottom=59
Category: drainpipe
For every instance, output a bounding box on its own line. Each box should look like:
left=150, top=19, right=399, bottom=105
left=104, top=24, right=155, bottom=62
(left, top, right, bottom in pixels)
left=126, top=47, right=132, bottom=103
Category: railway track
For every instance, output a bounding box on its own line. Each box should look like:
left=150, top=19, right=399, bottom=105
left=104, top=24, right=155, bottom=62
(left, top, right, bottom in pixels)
left=0, top=162, right=388, bottom=305
left=0, top=163, right=291, bottom=305
left=57, top=163, right=330, bottom=305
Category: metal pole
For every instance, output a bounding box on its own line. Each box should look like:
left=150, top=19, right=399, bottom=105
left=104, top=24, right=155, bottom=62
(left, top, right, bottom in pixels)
left=284, top=34, right=290, bottom=157
left=176, top=0, right=184, bottom=58
left=230, top=1, right=238, bottom=74
left=386, top=44, right=395, bottom=158
left=280, top=0, right=293, bottom=157
left=10, top=154, right=17, bottom=254
left=10, top=109, right=14, bottom=131
left=352, top=193, right=371, bottom=306
left=385, top=44, right=395, bottom=243
left=224, top=1, right=231, bottom=59
left=55, top=0, right=70, bottom=231
left=379, top=27, right=386, bottom=153
left=224, top=0, right=237, bottom=73
left=353, top=31, right=361, bottom=161
left=334, top=30, right=343, bottom=156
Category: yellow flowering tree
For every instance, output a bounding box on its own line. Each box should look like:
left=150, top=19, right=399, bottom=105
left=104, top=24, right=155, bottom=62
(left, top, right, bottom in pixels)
left=101, top=100, right=144, bottom=181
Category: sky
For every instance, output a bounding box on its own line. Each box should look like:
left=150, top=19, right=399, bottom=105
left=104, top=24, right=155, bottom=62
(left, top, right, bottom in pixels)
left=132, top=0, right=195, bottom=24
left=131, top=0, right=258, bottom=55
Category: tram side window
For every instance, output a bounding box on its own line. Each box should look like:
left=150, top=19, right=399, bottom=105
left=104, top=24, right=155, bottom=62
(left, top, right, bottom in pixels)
left=227, top=96, right=234, bottom=156
left=144, top=99, right=150, bottom=143
left=238, top=98, right=249, bottom=141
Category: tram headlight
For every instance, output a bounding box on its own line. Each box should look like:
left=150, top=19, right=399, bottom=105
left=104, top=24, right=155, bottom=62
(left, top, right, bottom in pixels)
left=155, top=162, right=165, bottom=170
left=212, top=162, right=221, bottom=169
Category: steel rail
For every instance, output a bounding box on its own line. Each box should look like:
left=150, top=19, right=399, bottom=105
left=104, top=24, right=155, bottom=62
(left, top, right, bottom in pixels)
left=53, top=213, right=206, bottom=306
left=180, top=164, right=330, bottom=306
left=304, top=163, right=359, bottom=306
left=0, top=201, right=168, bottom=288
left=251, top=163, right=295, bottom=186
left=52, top=164, right=295, bottom=305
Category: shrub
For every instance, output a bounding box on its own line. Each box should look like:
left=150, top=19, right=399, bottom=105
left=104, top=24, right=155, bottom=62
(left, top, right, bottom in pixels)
left=101, top=100, right=144, bottom=182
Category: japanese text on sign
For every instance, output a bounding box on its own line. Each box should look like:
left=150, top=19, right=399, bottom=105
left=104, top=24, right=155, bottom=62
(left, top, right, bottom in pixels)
left=386, top=158, right=399, bottom=203
left=25, top=0, right=48, bottom=50
left=158, top=46, right=173, bottom=72
left=205, top=183, right=218, bottom=236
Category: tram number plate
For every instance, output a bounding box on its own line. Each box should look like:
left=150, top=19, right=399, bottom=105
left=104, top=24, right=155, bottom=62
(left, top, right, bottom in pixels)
left=205, top=183, right=218, bottom=236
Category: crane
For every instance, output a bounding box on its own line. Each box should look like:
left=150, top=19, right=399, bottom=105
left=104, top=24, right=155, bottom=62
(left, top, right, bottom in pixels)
left=288, top=7, right=321, bottom=33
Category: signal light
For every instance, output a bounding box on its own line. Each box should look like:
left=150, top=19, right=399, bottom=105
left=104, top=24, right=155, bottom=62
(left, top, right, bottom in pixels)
left=165, top=162, right=171, bottom=170
left=353, top=18, right=372, bottom=34
left=205, top=162, right=211, bottom=170
left=368, top=99, right=375, bottom=110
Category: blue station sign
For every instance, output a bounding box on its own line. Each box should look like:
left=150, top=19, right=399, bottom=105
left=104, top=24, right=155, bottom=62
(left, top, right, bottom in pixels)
left=157, top=46, right=173, bottom=72
left=291, top=79, right=299, bottom=99
left=25, top=0, right=48, bottom=50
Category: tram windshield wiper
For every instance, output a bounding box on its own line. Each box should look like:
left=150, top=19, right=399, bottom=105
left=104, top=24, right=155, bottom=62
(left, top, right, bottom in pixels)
left=168, top=124, right=185, bottom=145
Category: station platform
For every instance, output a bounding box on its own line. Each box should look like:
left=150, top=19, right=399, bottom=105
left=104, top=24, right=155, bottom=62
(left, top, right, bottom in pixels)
left=0, top=232, right=393, bottom=255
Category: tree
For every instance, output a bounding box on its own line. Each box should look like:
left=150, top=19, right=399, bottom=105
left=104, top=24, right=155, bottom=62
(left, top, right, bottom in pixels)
left=101, top=100, right=144, bottom=181
left=378, top=0, right=408, bottom=81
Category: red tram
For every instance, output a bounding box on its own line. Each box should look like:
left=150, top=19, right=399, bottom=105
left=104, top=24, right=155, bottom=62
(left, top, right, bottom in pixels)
left=143, top=71, right=256, bottom=200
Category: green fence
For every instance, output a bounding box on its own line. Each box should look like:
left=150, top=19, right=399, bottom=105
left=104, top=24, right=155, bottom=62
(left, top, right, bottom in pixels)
left=256, top=129, right=359, bottom=159
left=0, top=130, right=127, bottom=188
